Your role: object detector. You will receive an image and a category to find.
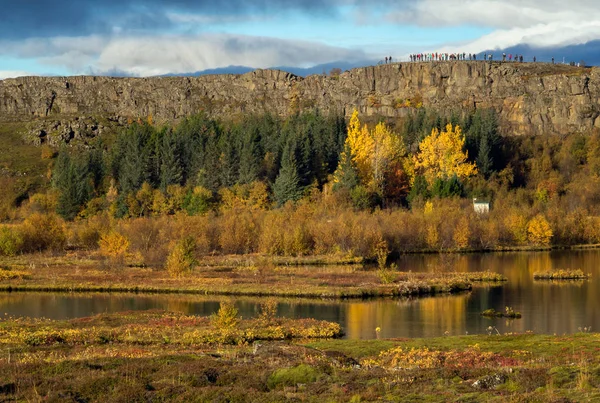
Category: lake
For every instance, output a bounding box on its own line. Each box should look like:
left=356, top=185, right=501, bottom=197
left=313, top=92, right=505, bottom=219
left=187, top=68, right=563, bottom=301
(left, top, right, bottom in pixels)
left=0, top=249, right=598, bottom=339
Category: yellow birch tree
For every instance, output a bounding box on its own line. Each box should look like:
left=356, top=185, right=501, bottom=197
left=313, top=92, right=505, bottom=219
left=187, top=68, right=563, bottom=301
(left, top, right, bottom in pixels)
left=414, top=123, right=477, bottom=185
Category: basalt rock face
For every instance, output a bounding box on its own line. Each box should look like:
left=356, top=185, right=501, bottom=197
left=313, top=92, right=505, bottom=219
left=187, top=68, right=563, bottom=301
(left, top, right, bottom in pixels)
left=1, top=62, right=599, bottom=137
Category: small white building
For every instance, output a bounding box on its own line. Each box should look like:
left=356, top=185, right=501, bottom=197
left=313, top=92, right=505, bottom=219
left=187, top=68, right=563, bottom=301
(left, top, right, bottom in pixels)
left=473, top=198, right=490, bottom=214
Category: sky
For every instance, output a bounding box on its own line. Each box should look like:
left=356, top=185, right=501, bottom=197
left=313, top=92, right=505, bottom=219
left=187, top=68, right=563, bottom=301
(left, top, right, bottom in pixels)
left=0, top=0, right=599, bottom=79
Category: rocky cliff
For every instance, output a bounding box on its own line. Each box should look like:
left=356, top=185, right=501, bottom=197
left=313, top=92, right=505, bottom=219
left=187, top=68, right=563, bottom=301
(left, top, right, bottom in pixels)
left=1, top=61, right=599, bottom=138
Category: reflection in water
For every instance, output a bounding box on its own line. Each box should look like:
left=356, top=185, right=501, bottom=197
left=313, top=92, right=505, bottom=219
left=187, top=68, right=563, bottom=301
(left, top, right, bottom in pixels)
left=0, top=250, right=599, bottom=339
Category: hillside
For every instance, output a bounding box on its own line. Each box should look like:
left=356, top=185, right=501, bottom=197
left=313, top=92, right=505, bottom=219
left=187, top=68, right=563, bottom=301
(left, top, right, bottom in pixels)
left=1, top=61, right=599, bottom=140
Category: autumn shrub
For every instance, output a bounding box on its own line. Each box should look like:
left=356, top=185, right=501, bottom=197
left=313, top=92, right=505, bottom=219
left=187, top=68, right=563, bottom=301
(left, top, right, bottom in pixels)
left=70, top=213, right=112, bottom=249
left=258, top=210, right=286, bottom=255
left=283, top=205, right=314, bottom=255
left=22, top=192, right=58, bottom=215
left=219, top=208, right=261, bottom=254
left=211, top=301, right=240, bottom=330
left=0, top=225, right=23, bottom=256
left=98, top=231, right=129, bottom=265
left=166, top=236, right=197, bottom=277
left=504, top=211, right=529, bottom=245
left=257, top=298, right=278, bottom=325
left=453, top=216, right=471, bottom=249
left=584, top=216, right=600, bottom=244
left=121, top=217, right=168, bottom=267
left=527, top=214, right=553, bottom=246
left=20, top=213, right=67, bottom=253
left=170, top=214, right=216, bottom=256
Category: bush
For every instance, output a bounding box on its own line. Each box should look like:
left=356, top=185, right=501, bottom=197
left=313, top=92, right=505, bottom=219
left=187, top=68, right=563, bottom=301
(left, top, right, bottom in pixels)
left=527, top=214, right=553, bottom=246
left=98, top=231, right=129, bottom=265
left=0, top=226, right=23, bottom=256
left=122, top=217, right=167, bottom=267
left=219, top=208, right=260, bottom=254
left=20, top=213, right=67, bottom=253
left=211, top=302, right=240, bottom=330
left=166, top=236, right=196, bottom=277
left=70, top=213, right=111, bottom=249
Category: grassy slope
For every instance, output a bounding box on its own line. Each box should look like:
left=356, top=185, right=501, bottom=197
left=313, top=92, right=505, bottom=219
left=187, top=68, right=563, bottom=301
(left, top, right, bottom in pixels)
left=0, top=122, right=48, bottom=213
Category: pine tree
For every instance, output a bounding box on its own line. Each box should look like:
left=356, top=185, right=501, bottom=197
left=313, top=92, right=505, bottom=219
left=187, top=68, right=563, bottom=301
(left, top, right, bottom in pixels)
left=333, top=143, right=359, bottom=191
left=477, top=134, right=494, bottom=178
left=238, top=126, right=262, bottom=184
left=53, top=151, right=93, bottom=220
left=273, top=145, right=303, bottom=206
left=160, top=133, right=183, bottom=191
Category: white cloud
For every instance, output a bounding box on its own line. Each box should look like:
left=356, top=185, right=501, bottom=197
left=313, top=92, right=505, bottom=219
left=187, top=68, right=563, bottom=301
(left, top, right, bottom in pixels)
left=388, top=0, right=600, bottom=52
left=9, top=34, right=369, bottom=76
left=0, top=71, right=31, bottom=80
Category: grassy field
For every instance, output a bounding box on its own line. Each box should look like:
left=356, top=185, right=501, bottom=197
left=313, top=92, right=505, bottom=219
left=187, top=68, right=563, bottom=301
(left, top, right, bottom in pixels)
left=0, top=252, right=506, bottom=298
left=0, top=310, right=597, bottom=402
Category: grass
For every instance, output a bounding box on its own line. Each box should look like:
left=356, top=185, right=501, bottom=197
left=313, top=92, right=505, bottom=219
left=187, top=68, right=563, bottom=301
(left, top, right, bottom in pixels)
left=0, top=252, right=507, bottom=299
left=481, top=307, right=522, bottom=319
left=534, top=269, right=591, bottom=280
left=0, top=311, right=599, bottom=402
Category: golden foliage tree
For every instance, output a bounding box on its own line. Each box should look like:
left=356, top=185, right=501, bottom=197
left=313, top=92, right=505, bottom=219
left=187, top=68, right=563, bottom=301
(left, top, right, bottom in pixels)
left=414, top=123, right=477, bottom=185
left=344, top=110, right=374, bottom=183
left=334, top=110, right=409, bottom=200
left=99, top=231, right=129, bottom=265
left=527, top=214, right=553, bottom=246
left=166, top=237, right=197, bottom=277
left=453, top=216, right=471, bottom=249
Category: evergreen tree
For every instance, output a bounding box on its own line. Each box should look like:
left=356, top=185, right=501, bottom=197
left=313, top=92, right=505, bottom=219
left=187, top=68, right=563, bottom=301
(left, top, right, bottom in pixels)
left=273, top=144, right=303, bottom=206
left=117, top=124, right=153, bottom=194
left=477, top=134, right=494, bottom=178
left=333, top=144, right=359, bottom=191
left=237, top=126, right=262, bottom=184
left=407, top=175, right=430, bottom=206
left=160, top=133, right=184, bottom=191
left=53, top=151, right=93, bottom=220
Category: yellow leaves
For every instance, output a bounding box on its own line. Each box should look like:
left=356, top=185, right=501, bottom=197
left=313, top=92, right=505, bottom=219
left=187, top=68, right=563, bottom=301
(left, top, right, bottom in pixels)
left=527, top=214, right=553, bottom=246
left=98, top=231, right=129, bottom=262
left=453, top=216, right=471, bottom=249
left=414, top=123, right=477, bottom=185
left=335, top=110, right=409, bottom=198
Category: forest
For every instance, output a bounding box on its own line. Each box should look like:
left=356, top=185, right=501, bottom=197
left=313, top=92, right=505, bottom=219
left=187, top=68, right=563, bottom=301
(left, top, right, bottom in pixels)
left=2, top=107, right=600, bottom=265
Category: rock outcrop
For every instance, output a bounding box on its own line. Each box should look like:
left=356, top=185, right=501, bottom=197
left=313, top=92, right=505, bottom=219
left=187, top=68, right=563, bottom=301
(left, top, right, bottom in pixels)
left=1, top=62, right=599, bottom=136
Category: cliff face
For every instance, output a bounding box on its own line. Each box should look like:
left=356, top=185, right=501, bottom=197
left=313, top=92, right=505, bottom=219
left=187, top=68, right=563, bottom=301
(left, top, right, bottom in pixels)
left=1, top=62, right=599, bottom=137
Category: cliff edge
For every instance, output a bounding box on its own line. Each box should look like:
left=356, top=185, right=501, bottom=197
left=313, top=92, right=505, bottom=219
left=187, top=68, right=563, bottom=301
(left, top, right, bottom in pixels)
left=1, top=61, right=599, bottom=137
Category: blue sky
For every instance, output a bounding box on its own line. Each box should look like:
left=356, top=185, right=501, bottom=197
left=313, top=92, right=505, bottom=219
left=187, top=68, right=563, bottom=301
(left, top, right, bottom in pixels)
left=0, top=0, right=599, bottom=78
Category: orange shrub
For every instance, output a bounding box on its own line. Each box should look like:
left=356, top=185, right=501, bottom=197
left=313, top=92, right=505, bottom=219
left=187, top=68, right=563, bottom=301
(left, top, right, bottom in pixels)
left=20, top=213, right=67, bottom=253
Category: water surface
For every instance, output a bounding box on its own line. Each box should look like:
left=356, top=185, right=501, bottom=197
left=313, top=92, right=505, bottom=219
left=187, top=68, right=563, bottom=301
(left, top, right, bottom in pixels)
left=1, top=250, right=598, bottom=339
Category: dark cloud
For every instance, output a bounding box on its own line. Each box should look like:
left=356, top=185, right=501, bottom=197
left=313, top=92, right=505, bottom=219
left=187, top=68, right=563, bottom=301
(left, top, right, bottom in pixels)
left=0, top=0, right=362, bottom=39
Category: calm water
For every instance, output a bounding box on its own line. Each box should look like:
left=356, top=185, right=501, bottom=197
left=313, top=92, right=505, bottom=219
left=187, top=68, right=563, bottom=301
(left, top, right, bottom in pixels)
left=1, top=250, right=599, bottom=339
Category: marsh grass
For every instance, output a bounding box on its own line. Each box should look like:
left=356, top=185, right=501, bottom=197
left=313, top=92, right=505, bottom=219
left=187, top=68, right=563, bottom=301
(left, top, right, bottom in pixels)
left=534, top=269, right=591, bottom=280
left=1, top=318, right=599, bottom=402
left=0, top=252, right=507, bottom=298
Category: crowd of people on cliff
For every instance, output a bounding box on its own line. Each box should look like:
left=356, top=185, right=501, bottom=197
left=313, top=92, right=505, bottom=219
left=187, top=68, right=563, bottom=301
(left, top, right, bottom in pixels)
left=379, top=53, right=583, bottom=67
left=407, top=52, right=535, bottom=62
